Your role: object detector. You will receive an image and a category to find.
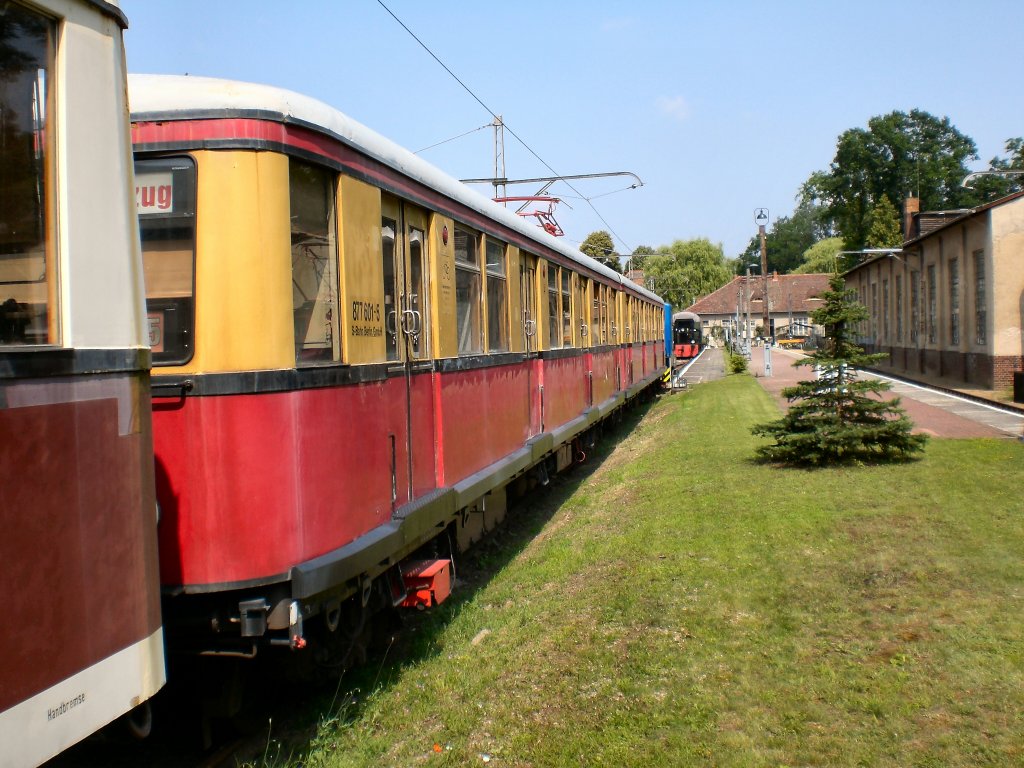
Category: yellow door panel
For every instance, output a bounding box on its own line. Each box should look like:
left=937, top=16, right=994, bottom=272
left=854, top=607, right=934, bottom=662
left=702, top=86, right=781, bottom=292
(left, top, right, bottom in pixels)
left=430, top=214, right=457, bottom=358
left=192, top=150, right=292, bottom=373
left=338, top=175, right=385, bottom=364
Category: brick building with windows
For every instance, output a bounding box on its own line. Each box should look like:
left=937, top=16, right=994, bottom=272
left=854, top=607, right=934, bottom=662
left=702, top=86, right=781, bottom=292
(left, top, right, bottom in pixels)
left=686, top=273, right=832, bottom=346
left=843, top=191, right=1024, bottom=390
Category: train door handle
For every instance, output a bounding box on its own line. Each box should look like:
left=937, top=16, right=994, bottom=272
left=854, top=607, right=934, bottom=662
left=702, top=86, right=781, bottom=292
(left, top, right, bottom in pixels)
left=401, top=309, right=421, bottom=337
left=524, top=319, right=536, bottom=337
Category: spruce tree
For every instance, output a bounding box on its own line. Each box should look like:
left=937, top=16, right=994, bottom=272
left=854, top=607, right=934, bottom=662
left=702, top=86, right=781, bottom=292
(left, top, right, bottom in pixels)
left=752, top=275, right=927, bottom=466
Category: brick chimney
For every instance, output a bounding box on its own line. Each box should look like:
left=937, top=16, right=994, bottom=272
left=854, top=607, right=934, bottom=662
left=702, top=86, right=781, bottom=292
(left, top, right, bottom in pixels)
left=903, top=197, right=920, bottom=241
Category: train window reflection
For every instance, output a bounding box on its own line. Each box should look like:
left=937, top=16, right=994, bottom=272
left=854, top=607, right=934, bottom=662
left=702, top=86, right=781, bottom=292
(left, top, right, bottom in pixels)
left=561, top=270, right=572, bottom=346
left=454, top=226, right=482, bottom=354
left=547, top=265, right=560, bottom=349
left=485, top=239, right=507, bottom=352
left=0, top=5, right=55, bottom=346
left=381, top=218, right=398, bottom=361
left=136, top=156, right=197, bottom=365
left=407, top=226, right=427, bottom=359
left=290, top=160, right=339, bottom=365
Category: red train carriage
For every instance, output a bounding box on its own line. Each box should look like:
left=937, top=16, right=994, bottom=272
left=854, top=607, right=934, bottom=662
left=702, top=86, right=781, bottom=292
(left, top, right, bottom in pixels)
left=671, top=310, right=703, bottom=362
left=0, top=3, right=164, bottom=766
left=129, top=75, right=665, bottom=661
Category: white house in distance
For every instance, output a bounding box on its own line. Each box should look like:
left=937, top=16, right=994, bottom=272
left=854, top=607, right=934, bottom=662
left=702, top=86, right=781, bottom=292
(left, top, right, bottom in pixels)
left=687, top=273, right=832, bottom=345
left=843, top=191, right=1024, bottom=390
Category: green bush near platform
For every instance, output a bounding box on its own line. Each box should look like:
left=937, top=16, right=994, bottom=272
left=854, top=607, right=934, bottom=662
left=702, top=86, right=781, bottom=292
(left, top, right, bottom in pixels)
left=727, top=349, right=749, bottom=374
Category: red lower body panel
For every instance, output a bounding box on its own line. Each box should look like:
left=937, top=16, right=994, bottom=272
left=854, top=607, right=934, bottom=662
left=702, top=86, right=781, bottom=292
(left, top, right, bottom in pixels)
left=153, top=376, right=433, bottom=589
left=0, top=374, right=161, bottom=713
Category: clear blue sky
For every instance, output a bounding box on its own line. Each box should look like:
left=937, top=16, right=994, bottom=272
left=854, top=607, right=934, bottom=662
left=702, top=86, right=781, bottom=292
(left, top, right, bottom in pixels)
left=120, top=0, right=1023, bottom=261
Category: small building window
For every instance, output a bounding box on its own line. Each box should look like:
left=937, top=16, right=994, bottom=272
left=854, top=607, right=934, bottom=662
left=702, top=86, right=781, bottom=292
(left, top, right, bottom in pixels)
left=882, top=279, right=889, bottom=342
left=910, top=272, right=920, bottom=345
left=485, top=239, right=508, bottom=352
left=974, top=250, right=986, bottom=345
left=927, top=265, right=937, bottom=344
left=949, top=258, right=959, bottom=346
left=895, top=275, right=903, bottom=342
left=871, top=282, right=878, bottom=342
left=454, top=227, right=482, bottom=354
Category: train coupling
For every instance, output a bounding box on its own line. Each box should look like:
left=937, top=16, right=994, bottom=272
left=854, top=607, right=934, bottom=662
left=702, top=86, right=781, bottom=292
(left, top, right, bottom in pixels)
left=240, top=598, right=307, bottom=650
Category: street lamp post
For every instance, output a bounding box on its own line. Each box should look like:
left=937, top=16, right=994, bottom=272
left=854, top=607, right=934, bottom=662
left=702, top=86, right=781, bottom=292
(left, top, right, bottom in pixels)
left=754, top=209, right=772, bottom=376
left=745, top=266, right=753, bottom=359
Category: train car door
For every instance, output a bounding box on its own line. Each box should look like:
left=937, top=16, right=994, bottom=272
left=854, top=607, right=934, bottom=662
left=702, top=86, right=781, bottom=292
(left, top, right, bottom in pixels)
left=521, top=258, right=537, bottom=353
left=520, top=255, right=540, bottom=435
left=382, top=197, right=435, bottom=503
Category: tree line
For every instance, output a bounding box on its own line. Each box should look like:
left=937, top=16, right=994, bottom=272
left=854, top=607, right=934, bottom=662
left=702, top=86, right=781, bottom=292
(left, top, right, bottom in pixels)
left=576, top=110, right=1021, bottom=310
left=738, top=111, right=1023, bottom=275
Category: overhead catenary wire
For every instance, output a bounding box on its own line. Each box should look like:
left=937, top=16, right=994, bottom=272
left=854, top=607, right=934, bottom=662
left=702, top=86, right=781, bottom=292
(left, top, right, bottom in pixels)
left=414, top=122, right=492, bottom=155
left=375, top=0, right=635, bottom=253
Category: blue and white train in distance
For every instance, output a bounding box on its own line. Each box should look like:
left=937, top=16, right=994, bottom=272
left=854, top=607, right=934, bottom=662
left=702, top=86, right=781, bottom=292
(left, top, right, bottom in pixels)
left=0, top=2, right=164, bottom=766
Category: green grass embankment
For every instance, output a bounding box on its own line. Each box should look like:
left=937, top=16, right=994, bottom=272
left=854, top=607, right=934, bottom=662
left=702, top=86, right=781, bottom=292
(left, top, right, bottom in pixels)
left=271, top=374, right=1024, bottom=767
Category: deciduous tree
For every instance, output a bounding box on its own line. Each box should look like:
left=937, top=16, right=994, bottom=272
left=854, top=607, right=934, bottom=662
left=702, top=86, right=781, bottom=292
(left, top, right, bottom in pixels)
left=804, top=110, right=978, bottom=250
left=737, top=201, right=831, bottom=274
left=642, top=238, right=732, bottom=309
left=793, top=236, right=845, bottom=274
left=580, top=230, right=620, bottom=273
left=965, top=136, right=1024, bottom=202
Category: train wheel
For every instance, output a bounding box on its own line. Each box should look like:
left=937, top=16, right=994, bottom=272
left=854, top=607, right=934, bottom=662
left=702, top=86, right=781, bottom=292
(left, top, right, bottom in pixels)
left=123, top=701, right=153, bottom=740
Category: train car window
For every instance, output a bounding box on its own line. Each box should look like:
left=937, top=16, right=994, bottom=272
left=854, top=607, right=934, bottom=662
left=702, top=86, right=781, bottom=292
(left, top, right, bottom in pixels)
left=608, top=288, right=614, bottom=342
left=454, top=226, right=482, bottom=354
left=591, top=284, right=601, bottom=345
left=485, top=239, right=508, bottom=352
left=561, top=270, right=572, bottom=347
left=547, top=264, right=560, bottom=349
left=0, top=5, right=55, bottom=346
left=136, top=156, right=197, bottom=365
left=289, top=160, right=339, bottom=365
left=381, top=217, right=399, bottom=361
left=577, top=276, right=588, bottom=347
left=408, top=225, right=427, bottom=359
left=601, top=285, right=609, bottom=343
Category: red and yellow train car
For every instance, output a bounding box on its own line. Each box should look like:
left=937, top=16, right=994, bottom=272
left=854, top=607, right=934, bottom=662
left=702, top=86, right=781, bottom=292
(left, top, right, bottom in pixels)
left=129, top=75, right=664, bottom=657
left=0, top=3, right=164, bottom=765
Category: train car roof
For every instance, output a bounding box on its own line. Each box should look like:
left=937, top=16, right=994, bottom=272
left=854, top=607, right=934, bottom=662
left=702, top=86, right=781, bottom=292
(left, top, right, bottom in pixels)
left=128, top=74, right=663, bottom=305
left=672, top=311, right=700, bottom=321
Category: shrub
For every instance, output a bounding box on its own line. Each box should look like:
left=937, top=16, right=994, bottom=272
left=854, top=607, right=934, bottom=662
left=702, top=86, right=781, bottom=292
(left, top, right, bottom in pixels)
left=728, top=351, right=748, bottom=374
left=751, top=275, right=927, bottom=466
